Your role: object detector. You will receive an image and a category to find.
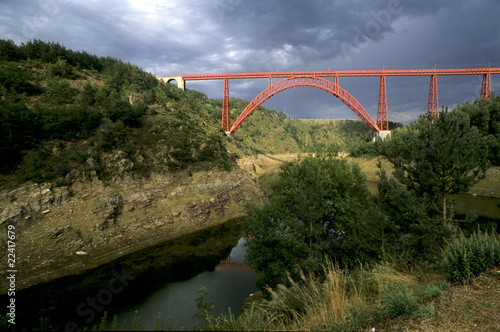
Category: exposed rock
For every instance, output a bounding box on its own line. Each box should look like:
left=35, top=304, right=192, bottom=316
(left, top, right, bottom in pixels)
left=103, top=150, right=134, bottom=174
left=124, top=192, right=153, bottom=210
left=94, top=194, right=123, bottom=224
left=0, top=183, right=72, bottom=224
left=0, top=205, right=23, bottom=224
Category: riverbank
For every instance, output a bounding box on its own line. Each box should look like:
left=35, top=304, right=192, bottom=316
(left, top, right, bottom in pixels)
left=0, top=166, right=267, bottom=294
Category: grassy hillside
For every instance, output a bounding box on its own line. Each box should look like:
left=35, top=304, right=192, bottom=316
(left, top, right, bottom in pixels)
left=224, top=100, right=374, bottom=155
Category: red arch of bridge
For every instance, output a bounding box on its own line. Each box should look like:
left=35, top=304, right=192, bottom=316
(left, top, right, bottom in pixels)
left=229, top=76, right=380, bottom=133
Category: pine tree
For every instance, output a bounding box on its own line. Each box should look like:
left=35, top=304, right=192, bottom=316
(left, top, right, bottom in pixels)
left=385, top=111, right=490, bottom=221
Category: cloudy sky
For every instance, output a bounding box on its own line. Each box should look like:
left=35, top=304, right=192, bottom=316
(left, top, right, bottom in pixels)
left=1, top=0, right=499, bottom=123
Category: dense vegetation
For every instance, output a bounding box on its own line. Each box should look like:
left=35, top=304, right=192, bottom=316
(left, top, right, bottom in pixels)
left=384, top=111, right=490, bottom=221
left=239, top=107, right=497, bottom=290
left=215, top=107, right=498, bottom=331
left=0, top=40, right=241, bottom=185
left=243, top=152, right=373, bottom=288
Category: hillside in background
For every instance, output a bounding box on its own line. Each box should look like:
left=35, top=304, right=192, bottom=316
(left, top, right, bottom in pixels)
left=0, top=39, right=378, bottom=188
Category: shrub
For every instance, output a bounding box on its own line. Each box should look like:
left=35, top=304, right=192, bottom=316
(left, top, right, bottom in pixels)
left=43, top=78, right=74, bottom=105
left=47, top=60, right=77, bottom=79
left=89, top=119, right=127, bottom=151
left=105, top=97, right=146, bottom=127
left=244, top=155, right=373, bottom=289
left=20, top=149, right=47, bottom=183
left=414, top=281, right=448, bottom=302
left=0, top=63, right=41, bottom=95
left=379, top=284, right=418, bottom=318
left=0, top=103, right=41, bottom=171
left=348, top=139, right=377, bottom=157
left=441, top=230, right=500, bottom=282
left=35, top=105, right=101, bottom=140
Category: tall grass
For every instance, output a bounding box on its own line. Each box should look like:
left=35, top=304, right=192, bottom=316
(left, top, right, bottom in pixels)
left=257, top=261, right=380, bottom=331
left=212, top=260, right=449, bottom=331
left=264, top=266, right=354, bottom=330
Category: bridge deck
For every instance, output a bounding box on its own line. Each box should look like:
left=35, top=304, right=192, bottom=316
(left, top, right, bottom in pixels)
left=180, top=68, right=500, bottom=81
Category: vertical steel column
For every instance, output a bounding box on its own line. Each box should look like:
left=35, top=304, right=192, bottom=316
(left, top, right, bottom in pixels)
left=377, top=75, right=388, bottom=131
left=427, top=74, right=439, bottom=117
left=334, top=75, right=339, bottom=94
left=222, top=77, right=230, bottom=132
left=480, top=73, right=491, bottom=99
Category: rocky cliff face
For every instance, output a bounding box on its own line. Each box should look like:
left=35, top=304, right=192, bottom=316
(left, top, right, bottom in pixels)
left=0, top=166, right=266, bottom=293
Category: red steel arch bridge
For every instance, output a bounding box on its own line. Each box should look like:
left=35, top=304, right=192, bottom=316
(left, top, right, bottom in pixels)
left=159, top=65, right=499, bottom=138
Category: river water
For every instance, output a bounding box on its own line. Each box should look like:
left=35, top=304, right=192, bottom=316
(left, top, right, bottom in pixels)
left=108, top=238, right=258, bottom=330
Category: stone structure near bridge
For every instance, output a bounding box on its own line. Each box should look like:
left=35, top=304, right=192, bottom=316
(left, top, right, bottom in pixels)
left=158, top=75, right=185, bottom=90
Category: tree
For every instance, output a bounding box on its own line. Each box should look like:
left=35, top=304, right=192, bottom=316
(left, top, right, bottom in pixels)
left=452, top=95, right=500, bottom=165
left=43, top=78, right=74, bottom=105
left=243, top=153, right=372, bottom=288
left=0, top=39, right=23, bottom=61
left=375, top=165, right=454, bottom=261
left=385, top=111, right=490, bottom=221
left=0, top=63, right=41, bottom=96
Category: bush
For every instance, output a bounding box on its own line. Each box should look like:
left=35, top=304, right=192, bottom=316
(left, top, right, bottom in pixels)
left=20, top=148, right=47, bottom=183
left=47, top=60, right=78, bottom=79
left=414, top=281, right=448, bottom=302
left=105, top=97, right=146, bottom=127
left=89, top=119, right=127, bottom=151
left=348, top=140, right=377, bottom=157
left=244, top=155, right=373, bottom=288
left=379, top=284, right=418, bottom=318
left=43, top=78, right=74, bottom=104
left=0, top=103, right=41, bottom=171
left=441, top=230, right=500, bottom=282
left=35, top=105, right=102, bottom=140
left=0, top=63, right=41, bottom=96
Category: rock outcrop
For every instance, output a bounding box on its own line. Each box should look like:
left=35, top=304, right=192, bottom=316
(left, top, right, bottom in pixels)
left=0, top=166, right=266, bottom=293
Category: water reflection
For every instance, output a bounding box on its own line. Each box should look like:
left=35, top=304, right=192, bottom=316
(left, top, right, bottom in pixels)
left=112, top=238, right=257, bottom=330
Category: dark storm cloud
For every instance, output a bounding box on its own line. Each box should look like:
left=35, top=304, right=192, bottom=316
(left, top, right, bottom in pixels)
left=1, top=0, right=499, bottom=123
left=201, top=0, right=405, bottom=70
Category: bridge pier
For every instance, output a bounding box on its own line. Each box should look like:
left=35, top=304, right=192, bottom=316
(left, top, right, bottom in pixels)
left=225, top=131, right=234, bottom=139
left=373, top=130, right=391, bottom=141
left=157, top=75, right=186, bottom=90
